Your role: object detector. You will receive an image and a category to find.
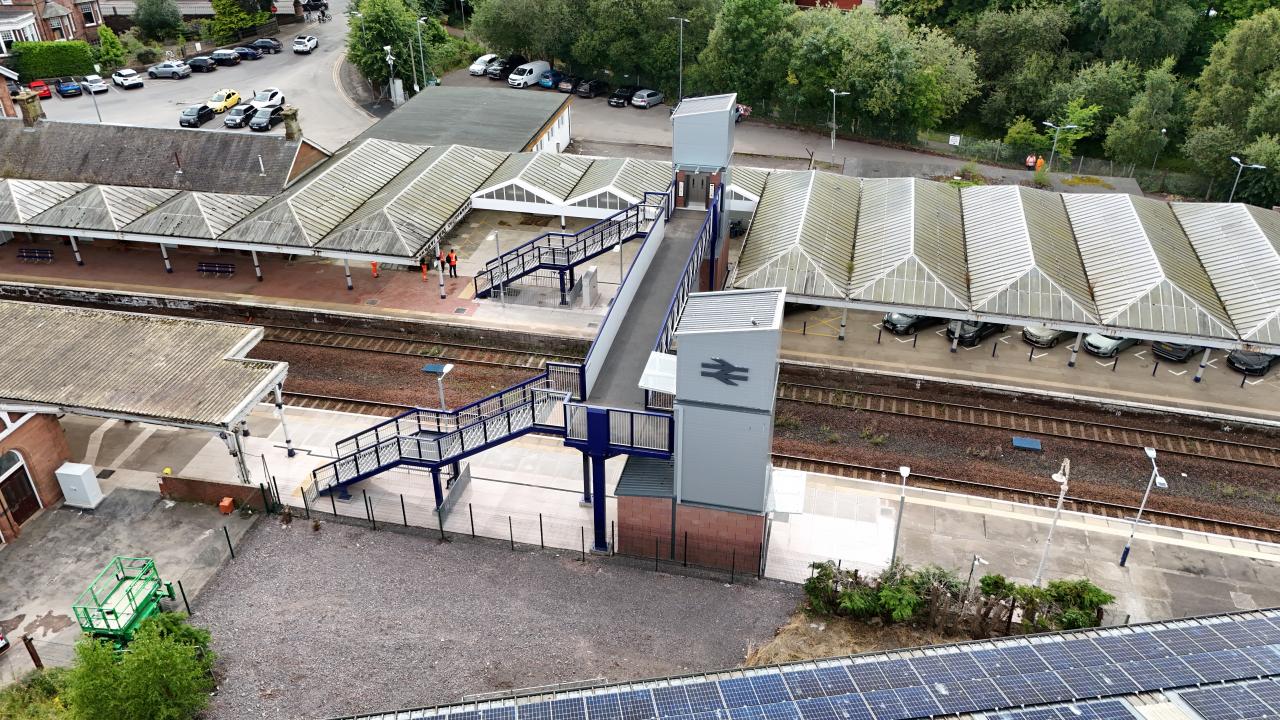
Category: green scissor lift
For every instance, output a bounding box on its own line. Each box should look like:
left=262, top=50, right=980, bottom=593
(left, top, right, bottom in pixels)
left=72, top=557, right=175, bottom=646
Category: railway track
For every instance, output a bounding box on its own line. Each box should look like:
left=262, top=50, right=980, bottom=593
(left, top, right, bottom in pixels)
left=259, top=324, right=575, bottom=371
left=776, top=382, right=1280, bottom=469
left=280, top=391, right=411, bottom=417
left=771, top=454, right=1280, bottom=544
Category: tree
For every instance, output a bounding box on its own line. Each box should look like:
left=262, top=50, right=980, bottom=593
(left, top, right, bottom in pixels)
left=1043, top=60, right=1142, bottom=130
left=93, top=26, right=127, bottom=71
left=1182, top=123, right=1245, bottom=181
left=1044, top=97, right=1102, bottom=163
left=1234, top=134, right=1280, bottom=207
left=133, top=0, right=184, bottom=41
left=1104, top=58, right=1181, bottom=166
left=208, top=0, right=269, bottom=41
left=470, top=0, right=579, bottom=63
left=1191, top=9, right=1280, bottom=134
left=1004, top=116, right=1050, bottom=157
left=1099, top=0, right=1198, bottom=68
left=346, top=0, right=421, bottom=96
left=1245, top=80, right=1280, bottom=138
left=694, top=0, right=793, bottom=108
left=570, top=0, right=716, bottom=97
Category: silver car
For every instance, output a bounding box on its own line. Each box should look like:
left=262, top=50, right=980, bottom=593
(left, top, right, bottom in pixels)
left=630, top=88, right=663, bottom=108
left=1021, top=326, right=1071, bottom=348
left=1083, top=333, right=1140, bottom=357
left=79, top=74, right=109, bottom=93
left=148, top=61, right=191, bottom=79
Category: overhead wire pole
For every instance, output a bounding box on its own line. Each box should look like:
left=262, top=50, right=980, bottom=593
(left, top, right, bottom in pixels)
left=828, top=88, right=849, bottom=166
left=667, top=16, right=688, bottom=103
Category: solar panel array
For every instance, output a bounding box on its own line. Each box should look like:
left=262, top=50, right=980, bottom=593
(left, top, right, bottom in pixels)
left=987, top=698, right=1135, bottom=719
left=1177, top=677, right=1280, bottom=719
left=337, top=610, right=1280, bottom=720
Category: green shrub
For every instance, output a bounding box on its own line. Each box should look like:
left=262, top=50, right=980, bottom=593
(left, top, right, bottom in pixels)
left=0, top=667, right=69, bottom=720
left=11, top=41, right=95, bottom=80
left=136, top=47, right=160, bottom=64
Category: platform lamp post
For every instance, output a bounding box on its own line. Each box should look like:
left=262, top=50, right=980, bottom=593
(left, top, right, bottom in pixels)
left=1032, top=458, right=1070, bottom=587
left=1151, top=128, right=1167, bottom=171
left=417, top=18, right=437, bottom=87
left=1041, top=121, right=1078, bottom=173
left=422, top=363, right=454, bottom=409
left=889, top=466, right=910, bottom=568
left=828, top=89, right=849, bottom=166
left=1229, top=156, right=1267, bottom=203
left=384, top=45, right=400, bottom=107
left=668, top=16, right=688, bottom=103
left=1119, top=447, right=1168, bottom=567
left=88, top=64, right=103, bottom=123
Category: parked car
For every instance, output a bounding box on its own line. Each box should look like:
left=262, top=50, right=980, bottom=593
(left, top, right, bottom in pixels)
left=233, top=46, right=263, bottom=61
left=1227, top=350, right=1280, bottom=376
left=187, top=56, right=217, bottom=72
left=223, top=102, right=257, bottom=128
left=630, top=88, right=663, bottom=108
left=149, top=61, right=191, bottom=79
left=608, top=85, right=639, bottom=107
left=301, top=0, right=328, bottom=9
left=556, top=75, right=581, bottom=93
left=508, top=60, right=550, bottom=88
left=179, top=104, right=215, bottom=127
left=1083, top=333, right=1140, bottom=357
left=251, top=38, right=282, bottom=54
left=292, top=35, right=318, bottom=54
left=1152, top=342, right=1200, bottom=363
left=6, top=79, right=21, bottom=96
left=53, top=77, right=82, bottom=97
left=0, top=629, right=8, bottom=655
left=249, top=104, right=284, bottom=131
left=882, top=313, right=944, bottom=335
left=27, top=79, right=51, bottom=98
left=110, top=69, right=143, bottom=89
left=486, top=55, right=526, bottom=81
left=78, top=75, right=109, bottom=94
left=946, top=320, right=1006, bottom=347
left=211, top=49, right=241, bottom=66
left=468, top=53, right=498, bottom=75
left=575, top=79, right=608, bottom=98
left=207, top=88, right=241, bottom=113
left=538, top=69, right=564, bottom=89
left=1021, top=325, right=1071, bottom=348
left=249, top=87, right=285, bottom=109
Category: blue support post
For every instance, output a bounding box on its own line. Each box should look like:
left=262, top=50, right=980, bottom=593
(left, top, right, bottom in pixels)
left=581, top=453, right=591, bottom=504
left=559, top=270, right=569, bottom=305
left=431, top=467, right=444, bottom=509
left=587, top=407, right=610, bottom=552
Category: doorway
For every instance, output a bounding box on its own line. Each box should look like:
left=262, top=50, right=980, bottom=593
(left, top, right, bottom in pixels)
left=686, top=173, right=710, bottom=209
left=0, top=450, right=40, bottom=528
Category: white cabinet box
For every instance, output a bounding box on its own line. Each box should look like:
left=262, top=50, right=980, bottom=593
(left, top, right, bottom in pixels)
left=55, top=462, right=104, bottom=510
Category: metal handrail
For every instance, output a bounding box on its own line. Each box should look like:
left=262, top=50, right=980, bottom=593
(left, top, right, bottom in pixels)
left=654, top=184, right=722, bottom=354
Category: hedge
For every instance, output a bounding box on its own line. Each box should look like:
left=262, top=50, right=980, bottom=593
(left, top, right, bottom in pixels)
left=11, top=41, right=95, bottom=81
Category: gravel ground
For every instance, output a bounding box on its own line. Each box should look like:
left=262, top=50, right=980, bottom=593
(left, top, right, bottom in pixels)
left=195, top=520, right=801, bottom=720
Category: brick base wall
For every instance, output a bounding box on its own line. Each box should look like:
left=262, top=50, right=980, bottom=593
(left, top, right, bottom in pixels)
left=0, top=414, right=71, bottom=542
left=157, top=475, right=267, bottom=512
left=617, top=496, right=673, bottom=556
left=617, top=495, right=765, bottom=574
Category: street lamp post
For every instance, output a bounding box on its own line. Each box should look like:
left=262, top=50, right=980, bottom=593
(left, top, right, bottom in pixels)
left=668, top=16, right=688, bottom=103
left=1150, top=128, right=1167, bottom=171
left=828, top=88, right=849, bottom=166
left=384, top=45, right=399, bottom=107
left=1041, top=120, right=1078, bottom=173
left=417, top=18, right=435, bottom=87
left=1032, top=459, right=1070, bottom=587
left=1229, top=155, right=1267, bottom=203
left=1119, top=447, right=1168, bottom=567
left=421, top=363, right=454, bottom=409
left=889, top=466, right=910, bottom=568
left=965, top=554, right=989, bottom=589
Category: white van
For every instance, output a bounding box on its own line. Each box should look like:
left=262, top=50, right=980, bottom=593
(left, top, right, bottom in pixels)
left=508, top=60, right=551, bottom=88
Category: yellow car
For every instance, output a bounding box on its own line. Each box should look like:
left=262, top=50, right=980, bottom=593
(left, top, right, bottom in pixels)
left=207, top=88, right=241, bottom=113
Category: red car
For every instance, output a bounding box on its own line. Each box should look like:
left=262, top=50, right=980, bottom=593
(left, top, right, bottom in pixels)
left=27, top=79, right=51, bottom=99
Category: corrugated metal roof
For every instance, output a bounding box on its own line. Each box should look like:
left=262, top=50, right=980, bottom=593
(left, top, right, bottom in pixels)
left=286, top=138, right=429, bottom=243
left=671, top=94, right=736, bottom=117
left=122, top=191, right=211, bottom=238
left=676, top=289, right=785, bottom=333
left=479, top=152, right=592, bottom=202
left=613, top=456, right=674, bottom=498
left=727, top=166, right=770, bottom=200
left=0, top=300, right=286, bottom=428
left=28, top=185, right=114, bottom=231
left=568, top=157, right=625, bottom=200
left=7, top=179, right=89, bottom=222
left=1173, top=202, right=1280, bottom=345
left=566, top=158, right=672, bottom=204
left=962, top=185, right=1095, bottom=322
left=851, top=178, right=968, bottom=309
left=196, top=192, right=271, bottom=238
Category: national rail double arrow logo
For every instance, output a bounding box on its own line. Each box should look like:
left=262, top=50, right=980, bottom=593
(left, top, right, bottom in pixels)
left=701, top=357, right=749, bottom=386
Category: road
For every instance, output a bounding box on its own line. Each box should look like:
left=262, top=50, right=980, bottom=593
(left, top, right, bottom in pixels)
left=35, top=0, right=373, bottom=151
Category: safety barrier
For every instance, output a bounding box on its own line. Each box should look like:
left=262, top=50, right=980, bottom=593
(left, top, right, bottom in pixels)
left=563, top=402, right=673, bottom=456
left=654, top=184, right=721, bottom=354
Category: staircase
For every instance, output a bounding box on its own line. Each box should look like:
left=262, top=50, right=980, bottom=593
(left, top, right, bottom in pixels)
left=309, top=365, right=581, bottom=498
left=474, top=200, right=664, bottom=299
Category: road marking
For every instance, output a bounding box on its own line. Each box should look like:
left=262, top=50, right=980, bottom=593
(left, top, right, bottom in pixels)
left=871, top=323, right=882, bottom=329
left=1096, top=360, right=1112, bottom=366
left=935, top=329, right=947, bottom=336
left=961, top=344, right=980, bottom=351
left=1032, top=352, right=1049, bottom=359
left=1208, top=359, right=1221, bottom=368
left=999, top=335, right=1011, bottom=344
left=332, top=50, right=375, bottom=118
left=1133, top=350, right=1147, bottom=359
left=1246, top=378, right=1266, bottom=386
left=1167, top=369, right=1187, bottom=376
left=896, top=337, right=914, bottom=343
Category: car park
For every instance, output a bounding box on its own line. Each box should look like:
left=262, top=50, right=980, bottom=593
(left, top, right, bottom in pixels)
left=557, top=75, right=581, bottom=93
left=78, top=75, right=109, bottom=94
left=630, top=88, right=663, bottom=108
left=249, top=87, right=285, bottom=109
left=1083, top=334, right=1140, bottom=357
left=538, top=69, right=564, bottom=89
left=508, top=60, right=551, bottom=88
left=608, top=85, right=639, bottom=107
left=179, top=104, right=214, bottom=127
left=1021, top=326, right=1071, bottom=348
left=27, top=79, right=51, bottom=98
left=1226, top=350, right=1279, bottom=376
left=208, top=88, right=241, bottom=113
left=576, top=79, right=608, bottom=98
left=211, top=49, right=242, bottom=66
left=110, top=69, right=143, bottom=89
left=251, top=38, right=283, bottom=54
left=149, top=61, right=191, bottom=79
left=54, top=77, right=82, bottom=97
left=292, top=35, right=318, bottom=54
left=223, top=103, right=257, bottom=128
left=233, top=46, right=263, bottom=61
left=469, top=53, right=498, bottom=75
left=946, top=320, right=1006, bottom=347
left=1151, top=342, right=1200, bottom=363
left=249, top=104, right=284, bottom=131
left=881, top=313, right=944, bottom=335
left=187, top=56, right=217, bottom=72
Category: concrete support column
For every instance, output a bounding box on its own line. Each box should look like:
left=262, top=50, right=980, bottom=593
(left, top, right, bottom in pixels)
left=273, top=385, right=296, bottom=457
left=430, top=468, right=444, bottom=508
left=1195, top=347, right=1212, bottom=383
left=161, top=244, right=173, bottom=273
left=251, top=250, right=263, bottom=282
left=343, top=259, right=353, bottom=291
left=838, top=308, right=848, bottom=341
left=949, top=336, right=959, bottom=353
left=69, top=236, right=83, bottom=266
left=580, top=453, right=591, bottom=504
left=1067, top=332, right=1084, bottom=368
left=560, top=214, right=566, bottom=230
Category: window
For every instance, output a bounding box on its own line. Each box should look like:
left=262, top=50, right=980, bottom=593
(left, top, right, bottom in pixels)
left=49, top=17, right=65, bottom=39
left=79, top=2, right=96, bottom=25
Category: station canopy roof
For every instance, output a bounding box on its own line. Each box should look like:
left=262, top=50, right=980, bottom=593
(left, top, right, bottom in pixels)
left=733, top=170, right=1280, bottom=351
left=0, top=301, right=286, bottom=431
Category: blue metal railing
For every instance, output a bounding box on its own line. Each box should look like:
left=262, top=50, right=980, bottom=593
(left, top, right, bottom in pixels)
left=654, top=183, right=722, bottom=354
left=564, top=403, right=674, bottom=456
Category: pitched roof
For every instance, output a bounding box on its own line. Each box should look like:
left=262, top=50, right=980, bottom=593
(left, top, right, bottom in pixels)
left=353, top=86, right=570, bottom=153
